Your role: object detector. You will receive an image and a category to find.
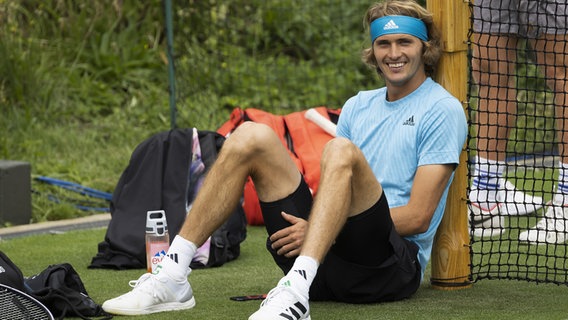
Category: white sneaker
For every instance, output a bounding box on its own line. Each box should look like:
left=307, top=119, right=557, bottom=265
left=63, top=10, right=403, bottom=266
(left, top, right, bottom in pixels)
left=469, top=202, right=505, bottom=238
left=498, top=180, right=544, bottom=216
left=249, top=284, right=311, bottom=320
left=518, top=201, right=568, bottom=244
left=102, top=272, right=195, bottom=315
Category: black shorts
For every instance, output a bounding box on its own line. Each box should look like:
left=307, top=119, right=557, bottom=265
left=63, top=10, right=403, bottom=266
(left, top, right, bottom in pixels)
left=260, top=179, right=421, bottom=303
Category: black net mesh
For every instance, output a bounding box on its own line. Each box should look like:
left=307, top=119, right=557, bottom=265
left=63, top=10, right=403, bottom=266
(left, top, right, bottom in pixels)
left=468, top=0, right=568, bottom=285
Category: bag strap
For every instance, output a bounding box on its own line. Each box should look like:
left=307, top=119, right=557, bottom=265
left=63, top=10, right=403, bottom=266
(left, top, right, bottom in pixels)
left=38, top=288, right=113, bottom=320
left=26, top=263, right=113, bottom=320
left=0, top=251, right=26, bottom=291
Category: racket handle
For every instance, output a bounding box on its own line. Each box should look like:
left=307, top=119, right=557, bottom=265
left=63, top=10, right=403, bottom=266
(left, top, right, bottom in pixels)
left=229, top=294, right=267, bottom=301
left=305, top=108, right=337, bottom=137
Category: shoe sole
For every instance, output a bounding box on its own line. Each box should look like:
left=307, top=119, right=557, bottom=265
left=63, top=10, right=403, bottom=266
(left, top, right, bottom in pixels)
left=518, top=239, right=566, bottom=245
left=471, top=213, right=505, bottom=238
left=518, top=235, right=567, bottom=245
left=103, top=296, right=196, bottom=316
left=518, top=239, right=545, bottom=245
left=502, top=203, right=543, bottom=216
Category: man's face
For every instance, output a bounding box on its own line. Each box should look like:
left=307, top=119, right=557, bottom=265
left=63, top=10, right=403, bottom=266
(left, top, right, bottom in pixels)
left=373, top=33, right=426, bottom=93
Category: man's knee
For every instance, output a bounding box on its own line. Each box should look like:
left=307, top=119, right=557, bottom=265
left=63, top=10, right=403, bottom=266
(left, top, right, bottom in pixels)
left=222, top=122, right=279, bottom=158
left=321, top=138, right=360, bottom=169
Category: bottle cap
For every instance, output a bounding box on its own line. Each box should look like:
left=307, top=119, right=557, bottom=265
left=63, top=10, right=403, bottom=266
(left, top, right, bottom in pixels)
left=146, top=210, right=168, bottom=236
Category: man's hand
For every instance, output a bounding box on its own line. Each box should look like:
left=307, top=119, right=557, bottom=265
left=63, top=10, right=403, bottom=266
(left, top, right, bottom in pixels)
left=269, top=212, right=308, bottom=257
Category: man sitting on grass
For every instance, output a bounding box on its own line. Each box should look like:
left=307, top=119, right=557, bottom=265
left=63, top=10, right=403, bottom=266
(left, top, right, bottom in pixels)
left=102, top=1, right=468, bottom=319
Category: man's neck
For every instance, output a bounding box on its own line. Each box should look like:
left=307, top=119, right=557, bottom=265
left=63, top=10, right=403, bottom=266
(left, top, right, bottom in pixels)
left=385, top=75, right=427, bottom=102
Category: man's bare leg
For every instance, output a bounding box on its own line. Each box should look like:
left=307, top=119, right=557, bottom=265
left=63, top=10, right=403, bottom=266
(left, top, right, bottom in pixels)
left=468, top=33, right=543, bottom=220
left=178, top=121, right=302, bottom=246
left=519, top=34, right=568, bottom=244
left=272, top=138, right=381, bottom=292
left=301, top=137, right=382, bottom=263
left=160, top=121, right=303, bottom=276
left=102, top=122, right=304, bottom=316
left=472, top=33, right=518, bottom=163
left=248, top=138, right=382, bottom=320
left=533, top=34, right=568, bottom=165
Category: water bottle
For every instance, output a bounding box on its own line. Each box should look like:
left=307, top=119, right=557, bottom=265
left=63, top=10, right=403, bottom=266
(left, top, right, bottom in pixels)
left=145, top=210, right=170, bottom=273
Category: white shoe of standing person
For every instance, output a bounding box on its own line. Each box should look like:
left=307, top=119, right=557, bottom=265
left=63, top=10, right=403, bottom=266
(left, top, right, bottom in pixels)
left=498, top=180, right=544, bottom=216
left=519, top=201, right=568, bottom=245
left=469, top=202, right=505, bottom=238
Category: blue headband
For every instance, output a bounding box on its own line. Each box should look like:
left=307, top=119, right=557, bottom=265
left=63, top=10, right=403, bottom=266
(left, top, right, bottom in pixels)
left=370, top=15, right=428, bottom=43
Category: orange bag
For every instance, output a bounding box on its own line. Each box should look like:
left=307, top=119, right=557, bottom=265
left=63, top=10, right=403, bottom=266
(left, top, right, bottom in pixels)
left=217, top=107, right=340, bottom=225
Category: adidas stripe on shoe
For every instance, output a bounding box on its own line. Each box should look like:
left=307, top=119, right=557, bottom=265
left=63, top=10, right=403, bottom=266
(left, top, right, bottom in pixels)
left=249, top=285, right=310, bottom=320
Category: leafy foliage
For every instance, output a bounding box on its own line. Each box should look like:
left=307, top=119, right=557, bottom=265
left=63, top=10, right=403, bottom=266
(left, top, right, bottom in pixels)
left=0, top=0, right=170, bottom=223
left=0, top=0, right=554, bottom=223
left=171, top=0, right=379, bottom=130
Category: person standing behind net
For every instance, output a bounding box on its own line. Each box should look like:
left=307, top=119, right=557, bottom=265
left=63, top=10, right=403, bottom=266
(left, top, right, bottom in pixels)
left=101, top=0, right=467, bottom=318
left=469, top=0, right=567, bottom=242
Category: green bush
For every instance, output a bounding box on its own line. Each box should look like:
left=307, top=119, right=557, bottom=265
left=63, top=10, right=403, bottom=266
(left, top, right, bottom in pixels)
left=0, top=0, right=555, bottom=223
left=171, top=0, right=379, bottom=130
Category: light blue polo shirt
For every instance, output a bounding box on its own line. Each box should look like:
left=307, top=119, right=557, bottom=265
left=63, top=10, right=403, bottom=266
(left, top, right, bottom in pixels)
left=336, top=77, right=467, bottom=278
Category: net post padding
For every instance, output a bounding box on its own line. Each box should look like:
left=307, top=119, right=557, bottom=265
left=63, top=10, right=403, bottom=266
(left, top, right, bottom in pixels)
left=427, top=0, right=472, bottom=290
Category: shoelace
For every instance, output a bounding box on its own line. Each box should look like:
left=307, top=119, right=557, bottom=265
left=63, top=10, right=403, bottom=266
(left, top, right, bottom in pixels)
left=260, top=285, right=309, bottom=316
left=128, top=274, right=151, bottom=288
left=260, top=286, right=294, bottom=308
left=127, top=274, right=171, bottom=301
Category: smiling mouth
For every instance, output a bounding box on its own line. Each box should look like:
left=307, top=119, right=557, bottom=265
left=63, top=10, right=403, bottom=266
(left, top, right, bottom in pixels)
left=388, top=62, right=405, bottom=68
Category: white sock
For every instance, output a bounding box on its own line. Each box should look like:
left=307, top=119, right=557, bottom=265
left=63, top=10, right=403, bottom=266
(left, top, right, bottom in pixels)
left=470, top=156, right=505, bottom=209
left=278, top=256, right=319, bottom=298
left=156, top=235, right=197, bottom=280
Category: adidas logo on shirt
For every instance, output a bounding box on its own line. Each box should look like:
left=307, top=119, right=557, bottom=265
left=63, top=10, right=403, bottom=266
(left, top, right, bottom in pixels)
left=383, top=19, right=399, bottom=30
left=403, top=115, right=415, bottom=126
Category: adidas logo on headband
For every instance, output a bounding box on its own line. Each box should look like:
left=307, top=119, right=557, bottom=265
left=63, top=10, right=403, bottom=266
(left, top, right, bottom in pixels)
left=370, top=16, right=428, bottom=42
left=383, top=19, right=399, bottom=30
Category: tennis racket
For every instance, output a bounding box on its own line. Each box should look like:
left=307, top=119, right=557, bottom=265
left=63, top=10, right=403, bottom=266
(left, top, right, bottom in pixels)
left=304, top=108, right=337, bottom=137
left=0, top=284, right=54, bottom=320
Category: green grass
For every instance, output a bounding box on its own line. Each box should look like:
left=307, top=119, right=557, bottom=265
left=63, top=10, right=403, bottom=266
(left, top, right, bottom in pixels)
left=1, top=226, right=568, bottom=319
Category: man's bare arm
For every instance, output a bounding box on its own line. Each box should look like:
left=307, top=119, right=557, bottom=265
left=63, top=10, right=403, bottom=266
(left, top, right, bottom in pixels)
left=390, top=163, right=455, bottom=236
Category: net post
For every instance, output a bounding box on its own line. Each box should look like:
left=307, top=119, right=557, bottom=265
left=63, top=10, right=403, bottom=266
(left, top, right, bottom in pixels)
left=164, top=0, right=177, bottom=129
left=427, top=0, right=472, bottom=290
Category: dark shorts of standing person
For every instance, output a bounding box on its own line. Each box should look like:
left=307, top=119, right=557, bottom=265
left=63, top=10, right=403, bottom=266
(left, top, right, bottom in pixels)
left=472, top=0, right=567, bottom=38
left=260, top=178, right=422, bottom=304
